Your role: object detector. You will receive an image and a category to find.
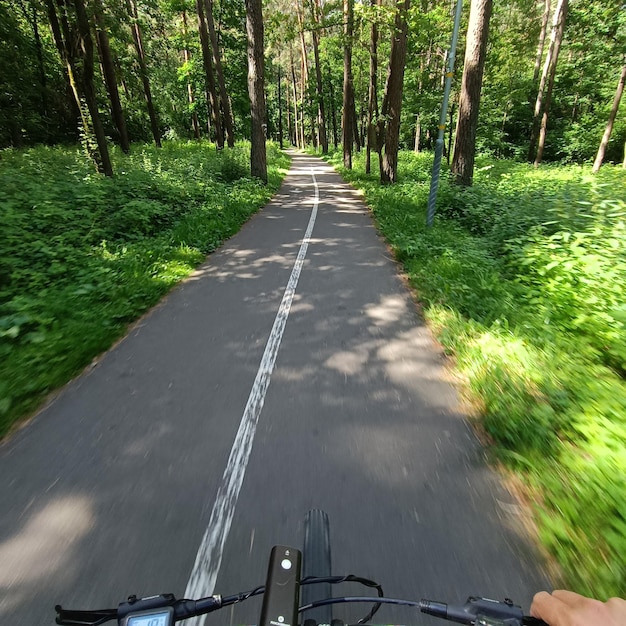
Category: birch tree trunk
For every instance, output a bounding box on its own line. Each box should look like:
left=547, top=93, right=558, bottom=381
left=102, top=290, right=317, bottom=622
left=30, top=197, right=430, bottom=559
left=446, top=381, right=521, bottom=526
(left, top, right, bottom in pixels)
left=414, top=114, right=420, bottom=152
left=529, top=0, right=567, bottom=164
left=593, top=63, right=626, bottom=173
left=533, top=0, right=551, bottom=84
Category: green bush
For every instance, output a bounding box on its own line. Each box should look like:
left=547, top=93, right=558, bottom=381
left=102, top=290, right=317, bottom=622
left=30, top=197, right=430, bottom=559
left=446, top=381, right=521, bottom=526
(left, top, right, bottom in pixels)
left=0, top=140, right=290, bottom=436
left=508, top=207, right=626, bottom=373
left=215, top=149, right=250, bottom=182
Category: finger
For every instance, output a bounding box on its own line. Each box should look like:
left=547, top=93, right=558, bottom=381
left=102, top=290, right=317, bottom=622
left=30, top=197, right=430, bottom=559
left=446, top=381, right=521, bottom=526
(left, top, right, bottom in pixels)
left=551, top=590, right=590, bottom=608
left=530, top=592, right=553, bottom=619
left=530, top=591, right=570, bottom=626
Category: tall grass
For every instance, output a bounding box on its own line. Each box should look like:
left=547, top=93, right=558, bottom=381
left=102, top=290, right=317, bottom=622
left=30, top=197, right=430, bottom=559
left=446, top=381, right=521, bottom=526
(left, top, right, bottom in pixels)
left=0, top=141, right=290, bottom=436
left=324, top=149, right=626, bottom=598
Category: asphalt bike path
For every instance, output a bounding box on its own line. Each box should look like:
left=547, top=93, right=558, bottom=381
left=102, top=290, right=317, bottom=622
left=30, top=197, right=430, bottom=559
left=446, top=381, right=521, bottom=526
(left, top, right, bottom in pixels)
left=0, top=152, right=547, bottom=626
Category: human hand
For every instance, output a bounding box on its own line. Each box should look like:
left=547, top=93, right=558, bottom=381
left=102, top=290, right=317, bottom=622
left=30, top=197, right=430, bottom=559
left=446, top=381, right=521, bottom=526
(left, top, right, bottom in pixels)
left=530, top=589, right=626, bottom=626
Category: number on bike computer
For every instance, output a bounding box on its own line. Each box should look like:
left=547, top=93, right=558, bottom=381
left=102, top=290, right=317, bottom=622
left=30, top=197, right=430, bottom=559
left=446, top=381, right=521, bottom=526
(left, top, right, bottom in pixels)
left=120, top=607, right=175, bottom=626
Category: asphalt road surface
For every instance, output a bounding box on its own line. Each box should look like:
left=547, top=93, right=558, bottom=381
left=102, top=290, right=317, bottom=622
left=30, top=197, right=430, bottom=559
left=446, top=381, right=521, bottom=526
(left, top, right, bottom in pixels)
left=0, top=152, right=548, bottom=626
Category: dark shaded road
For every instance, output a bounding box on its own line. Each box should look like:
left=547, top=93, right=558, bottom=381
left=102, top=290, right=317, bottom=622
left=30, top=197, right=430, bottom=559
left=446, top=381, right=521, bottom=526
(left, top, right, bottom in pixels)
left=0, top=153, right=547, bottom=626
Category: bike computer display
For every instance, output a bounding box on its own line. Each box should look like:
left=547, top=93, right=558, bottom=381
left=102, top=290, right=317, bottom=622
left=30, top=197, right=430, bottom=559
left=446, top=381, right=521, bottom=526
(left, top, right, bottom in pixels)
left=121, top=606, right=175, bottom=626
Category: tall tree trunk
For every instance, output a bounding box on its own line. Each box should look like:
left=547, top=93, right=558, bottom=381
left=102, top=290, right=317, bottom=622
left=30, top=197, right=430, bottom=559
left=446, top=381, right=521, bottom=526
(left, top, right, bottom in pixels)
left=188, top=84, right=201, bottom=139
left=286, top=69, right=293, bottom=145
left=534, top=0, right=567, bottom=166
left=414, top=114, right=421, bottom=152
left=423, top=41, right=432, bottom=90
left=93, top=0, right=130, bottom=153
left=299, top=101, right=306, bottom=149
left=205, top=0, right=234, bottom=147
left=182, top=10, right=201, bottom=140
left=533, top=0, right=551, bottom=83
left=296, top=0, right=309, bottom=87
left=278, top=65, right=284, bottom=149
left=352, top=82, right=361, bottom=151
left=342, top=0, right=354, bottom=169
left=46, top=0, right=77, bottom=125
left=380, top=0, right=410, bottom=184
left=290, top=44, right=300, bottom=148
left=196, top=0, right=223, bottom=147
left=571, top=92, right=580, bottom=122
left=447, top=103, right=455, bottom=164
left=593, top=63, right=626, bottom=173
left=126, top=0, right=161, bottom=147
left=18, top=0, right=49, bottom=126
left=73, top=0, right=112, bottom=174
left=245, top=0, right=267, bottom=182
left=47, top=0, right=113, bottom=175
left=33, top=6, right=48, bottom=121
left=357, top=51, right=367, bottom=148
left=310, top=0, right=328, bottom=153
left=296, top=0, right=310, bottom=147
left=450, top=0, right=493, bottom=186
left=529, top=0, right=567, bottom=163
left=365, top=0, right=379, bottom=174
left=327, top=61, right=339, bottom=148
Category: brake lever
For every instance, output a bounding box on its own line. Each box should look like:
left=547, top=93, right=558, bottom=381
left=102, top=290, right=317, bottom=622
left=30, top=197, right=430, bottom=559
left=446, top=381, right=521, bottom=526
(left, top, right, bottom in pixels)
left=420, top=597, right=548, bottom=626
left=55, top=605, right=117, bottom=626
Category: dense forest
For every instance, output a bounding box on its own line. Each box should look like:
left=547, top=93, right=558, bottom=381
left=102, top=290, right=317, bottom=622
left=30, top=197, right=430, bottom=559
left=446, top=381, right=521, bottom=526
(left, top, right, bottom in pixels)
left=1, top=0, right=626, bottom=602
left=1, top=0, right=625, bottom=174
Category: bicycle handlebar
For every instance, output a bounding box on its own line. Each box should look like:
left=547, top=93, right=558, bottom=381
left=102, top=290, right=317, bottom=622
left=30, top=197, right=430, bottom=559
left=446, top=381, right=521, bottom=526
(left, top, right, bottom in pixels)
left=56, top=580, right=547, bottom=626
left=419, top=597, right=547, bottom=626
left=56, top=593, right=224, bottom=626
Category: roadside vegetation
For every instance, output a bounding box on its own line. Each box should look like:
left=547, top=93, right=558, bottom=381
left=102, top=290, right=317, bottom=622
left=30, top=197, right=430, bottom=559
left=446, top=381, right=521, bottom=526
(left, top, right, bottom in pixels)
left=0, top=141, right=290, bottom=438
left=324, top=148, right=626, bottom=598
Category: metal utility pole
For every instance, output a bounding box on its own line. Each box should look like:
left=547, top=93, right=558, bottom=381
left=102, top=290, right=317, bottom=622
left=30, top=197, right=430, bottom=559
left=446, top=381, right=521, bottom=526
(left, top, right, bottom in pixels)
left=426, top=0, right=463, bottom=227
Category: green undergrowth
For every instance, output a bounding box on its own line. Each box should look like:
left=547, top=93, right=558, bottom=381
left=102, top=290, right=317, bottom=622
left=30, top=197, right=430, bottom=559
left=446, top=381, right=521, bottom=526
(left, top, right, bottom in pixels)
left=0, top=141, right=290, bottom=437
left=323, top=148, right=626, bottom=597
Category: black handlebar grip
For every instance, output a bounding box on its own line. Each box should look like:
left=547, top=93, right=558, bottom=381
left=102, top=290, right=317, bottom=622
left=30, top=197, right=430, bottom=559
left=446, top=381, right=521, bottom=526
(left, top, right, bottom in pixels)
left=55, top=605, right=117, bottom=626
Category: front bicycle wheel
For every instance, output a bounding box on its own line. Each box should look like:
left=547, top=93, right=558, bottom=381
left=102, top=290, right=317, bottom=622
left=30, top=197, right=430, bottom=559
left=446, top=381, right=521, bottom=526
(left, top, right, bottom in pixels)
left=301, top=509, right=332, bottom=626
